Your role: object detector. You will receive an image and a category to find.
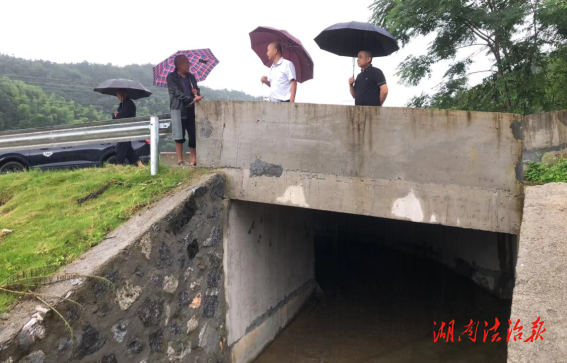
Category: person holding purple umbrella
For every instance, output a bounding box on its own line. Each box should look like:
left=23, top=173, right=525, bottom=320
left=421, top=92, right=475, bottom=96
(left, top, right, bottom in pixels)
left=166, top=54, right=202, bottom=166
left=260, top=42, right=297, bottom=103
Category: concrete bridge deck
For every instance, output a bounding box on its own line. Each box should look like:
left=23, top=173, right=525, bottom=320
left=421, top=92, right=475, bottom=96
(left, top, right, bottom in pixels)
left=197, top=101, right=523, bottom=235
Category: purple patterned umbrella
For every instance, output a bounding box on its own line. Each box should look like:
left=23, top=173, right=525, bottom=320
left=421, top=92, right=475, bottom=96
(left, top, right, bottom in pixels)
left=153, top=49, right=219, bottom=87
left=249, top=26, right=314, bottom=83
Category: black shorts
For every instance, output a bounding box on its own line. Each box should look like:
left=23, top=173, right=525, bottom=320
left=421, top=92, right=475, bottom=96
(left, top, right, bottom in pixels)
left=174, top=107, right=196, bottom=148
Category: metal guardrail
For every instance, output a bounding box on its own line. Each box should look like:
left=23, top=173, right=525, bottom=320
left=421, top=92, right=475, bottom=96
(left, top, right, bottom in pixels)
left=0, top=114, right=172, bottom=176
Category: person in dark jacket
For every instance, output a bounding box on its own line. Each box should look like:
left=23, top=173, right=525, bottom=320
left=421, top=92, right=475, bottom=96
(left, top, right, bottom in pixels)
left=112, top=89, right=144, bottom=167
left=166, top=55, right=202, bottom=166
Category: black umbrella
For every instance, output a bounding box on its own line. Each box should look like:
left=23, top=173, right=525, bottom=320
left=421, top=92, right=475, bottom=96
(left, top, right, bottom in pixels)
left=93, top=79, right=152, bottom=100
left=315, top=21, right=399, bottom=75
left=315, top=21, right=399, bottom=57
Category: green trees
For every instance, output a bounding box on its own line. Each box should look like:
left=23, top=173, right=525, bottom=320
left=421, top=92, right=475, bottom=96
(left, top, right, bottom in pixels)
left=0, top=55, right=261, bottom=130
left=371, top=0, right=567, bottom=114
left=0, top=77, right=105, bottom=131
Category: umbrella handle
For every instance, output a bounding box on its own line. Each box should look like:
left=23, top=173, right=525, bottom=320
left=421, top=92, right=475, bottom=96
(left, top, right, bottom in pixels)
left=352, top=57, right=355, bottom=78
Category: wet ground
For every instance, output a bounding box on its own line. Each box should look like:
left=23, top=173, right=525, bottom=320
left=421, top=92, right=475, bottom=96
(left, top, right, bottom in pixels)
left=255, top=243, right=511, bottom=363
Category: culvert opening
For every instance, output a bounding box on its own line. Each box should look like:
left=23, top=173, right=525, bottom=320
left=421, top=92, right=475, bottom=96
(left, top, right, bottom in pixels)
left=252, top=208, right=516, bottom=363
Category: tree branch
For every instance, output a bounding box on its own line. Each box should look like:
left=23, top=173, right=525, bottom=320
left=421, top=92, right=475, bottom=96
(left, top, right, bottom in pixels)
left=468, top=70, right=497, bottom=75
left=455, top=43, right=489, bottom=50
left=534, top=0, right=540, bottom=47
left=487, top=0, right=496, bottom=13
left=460, top=18, right=495, bottom=44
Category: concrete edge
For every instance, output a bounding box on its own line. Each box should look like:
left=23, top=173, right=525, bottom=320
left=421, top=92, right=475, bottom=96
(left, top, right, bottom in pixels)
left=221, top=168, right=523, bottom=235
left=229, top=281, right=315, bottom=363
left=0, top=172, right=219, bottom=346
left=508, top=183, right=567, bottom=362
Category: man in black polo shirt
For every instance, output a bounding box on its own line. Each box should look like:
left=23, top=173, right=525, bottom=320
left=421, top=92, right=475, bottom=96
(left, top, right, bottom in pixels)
left=348, top=51, right=389, bottom=106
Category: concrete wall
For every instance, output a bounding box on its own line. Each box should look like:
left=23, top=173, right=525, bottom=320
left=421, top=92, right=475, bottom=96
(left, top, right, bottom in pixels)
left=196, top=101, right=523, bottom=235
left=522, top=110, right=567, bottom=163
left=315, top=211, right=517, bottom=299
left=224, top=200, right=315, bottom=363
left=0, top=174, right=229, bottom=363
left=508, top=183, right=567, bottom=362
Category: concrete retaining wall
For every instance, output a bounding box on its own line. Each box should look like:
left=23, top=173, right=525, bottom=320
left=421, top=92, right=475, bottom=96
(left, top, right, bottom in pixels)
left=522, top=110, right=567, bottom=163
left=508, top=183, right=567, bottom=362
left=197, top=101, right=523, bottom=235
left=0, top=174, right=228, bottom=363
left=224, top=200, right=315, bottom=363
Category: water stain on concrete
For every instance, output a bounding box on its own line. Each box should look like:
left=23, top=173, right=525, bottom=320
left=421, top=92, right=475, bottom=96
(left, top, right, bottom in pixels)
left=510, top=120, right=522, bottom=141
left=199, top=116, right=213, bottom=138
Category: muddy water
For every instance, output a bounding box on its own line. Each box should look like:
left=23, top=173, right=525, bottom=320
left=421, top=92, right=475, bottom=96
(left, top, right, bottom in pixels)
left=255, top=244, right=511, bottom=363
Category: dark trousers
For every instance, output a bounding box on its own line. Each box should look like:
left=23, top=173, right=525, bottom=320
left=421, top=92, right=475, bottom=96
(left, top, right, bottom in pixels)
left=174, top=106, right=196, bottom=148
left=115, top=142, right=140, bottom=165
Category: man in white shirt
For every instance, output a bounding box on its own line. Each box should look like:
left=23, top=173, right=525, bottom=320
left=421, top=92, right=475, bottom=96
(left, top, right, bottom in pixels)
left=261, top=42, right=297, bottom=102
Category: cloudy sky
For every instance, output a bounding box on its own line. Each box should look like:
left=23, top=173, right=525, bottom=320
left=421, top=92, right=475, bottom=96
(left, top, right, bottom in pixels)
left=0, top=0, right=491, bottom=106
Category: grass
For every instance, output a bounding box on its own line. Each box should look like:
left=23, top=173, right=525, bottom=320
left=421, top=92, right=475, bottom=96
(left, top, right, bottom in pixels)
left=524, top=158, right=567, bottom=184
left=0, top=165, right=207, bottom=312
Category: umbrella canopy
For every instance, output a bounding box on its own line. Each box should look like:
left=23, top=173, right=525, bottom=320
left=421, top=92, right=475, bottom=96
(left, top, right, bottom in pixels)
left=314, top=21, right=399, bottom=57
left=93, top=79, right=152, bottom=100
left=249, top=26, right=314, bottom=83
left=153, top=49, right=219, bottom=87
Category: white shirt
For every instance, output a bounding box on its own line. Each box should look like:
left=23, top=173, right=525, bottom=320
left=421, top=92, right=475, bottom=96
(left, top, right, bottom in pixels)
left=268, top=57, right=296, bottom=102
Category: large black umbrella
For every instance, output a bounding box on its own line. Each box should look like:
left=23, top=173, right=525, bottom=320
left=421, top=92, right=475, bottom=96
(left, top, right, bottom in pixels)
left=314, top=21, right=399, bottom=58
left=94, top=79, right=152, bottom=100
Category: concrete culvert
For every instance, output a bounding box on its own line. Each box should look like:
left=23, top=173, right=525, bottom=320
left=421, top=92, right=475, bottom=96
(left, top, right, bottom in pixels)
left=224, top=203, right=516, bottom=363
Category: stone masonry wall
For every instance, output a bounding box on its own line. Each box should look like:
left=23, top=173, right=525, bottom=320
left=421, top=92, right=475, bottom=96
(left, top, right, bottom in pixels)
left=0, top=173, right=227, bottom=363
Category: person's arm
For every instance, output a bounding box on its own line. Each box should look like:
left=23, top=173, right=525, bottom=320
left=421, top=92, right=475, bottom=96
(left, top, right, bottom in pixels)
left=191, top=95, right=204, bottom=105
left=191, top=74, right=201, bottom=96
left=167, top=73, right=194, bottom=106
left=379, top=84, right=389, bottom=106
left=189, top=75, right=203, bottom=104
left=261, top=76, right=271, bottom=87
left=128, top=99, right=136, bottom=118
left=376, top=69, right=388, bottom=106
left=290, top=80, right=297, bottom=102
left=349, top=77, right=356, bottom=99
left=287, top=62, right=297, bottom=102
left=114, top=100, right=136, bottom=119
left=114, top=107, right=128, bottom=119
